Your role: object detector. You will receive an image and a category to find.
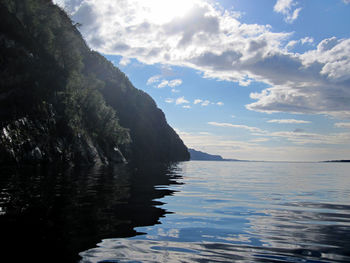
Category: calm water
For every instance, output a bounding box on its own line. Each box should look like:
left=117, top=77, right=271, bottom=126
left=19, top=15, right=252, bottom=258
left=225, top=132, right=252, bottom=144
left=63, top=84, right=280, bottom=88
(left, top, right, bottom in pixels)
left=0, top=163, right=180, bottom=262
left=1, top=161, right=350, bottom=262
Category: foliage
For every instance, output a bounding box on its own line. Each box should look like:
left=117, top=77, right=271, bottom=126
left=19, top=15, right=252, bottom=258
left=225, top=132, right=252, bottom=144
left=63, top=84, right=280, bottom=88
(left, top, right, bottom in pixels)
left=0, top=0, right=129, bottom=148
left=0, top=0, right=188, bottom=163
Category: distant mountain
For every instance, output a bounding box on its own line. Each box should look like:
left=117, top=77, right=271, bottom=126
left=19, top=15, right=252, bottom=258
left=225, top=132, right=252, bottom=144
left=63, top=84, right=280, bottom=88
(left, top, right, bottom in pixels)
left=189, top=149, right=244, bottom=161
left=189, top=149, right=224, bottom=161
left=323, top=160, right=350, bottom=163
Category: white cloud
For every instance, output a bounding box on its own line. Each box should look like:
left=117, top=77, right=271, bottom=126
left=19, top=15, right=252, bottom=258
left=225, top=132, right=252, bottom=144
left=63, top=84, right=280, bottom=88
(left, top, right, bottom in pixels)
left=168, top=79, right=183, bottom=87
left=208, top=122, right=265, bottom=134
left=274, top=0, right=293, bottom=13
left=343, top=0, right=350, bottom=4
left=286, top=40, right=298, bottom=50
left=201, top=100, right=210, bottom=106
left=302, top=38, right=350, bottom=82
left=147, top=75, right=182, bottom=89
left=250, top=138, right=270, bottom=143
left=246, top=37, right=350, bottom=119
left=194, top=99, right=223, bottom=107
left=268, top=130, right=350, bottom=145
left=335, top=122, right=350, bottom=128
left=119, top=57, right=131, bottom=66
left=147, top=75, right=161, bottom=85
left=207, top=121, right=350, bottom=146
left=239, top=79, right=252, bottom=87
left=273, top=0, right=302, bottom=23
left=286, top=37, right=314, bottom=50
left=56, top=0, right=291, bottom=86
left=176, top=96, right=190, bottom=105
left=166, top=96, right=191, bottom=106
left=55, top=0, right=350, bottom=119
left=268, top=119, right=311, bottom=124
left=289, top=8, right=302, bottom=23
left=157, top=80, right=169, bottom=88
left=301, top=37, right=314, bottom=45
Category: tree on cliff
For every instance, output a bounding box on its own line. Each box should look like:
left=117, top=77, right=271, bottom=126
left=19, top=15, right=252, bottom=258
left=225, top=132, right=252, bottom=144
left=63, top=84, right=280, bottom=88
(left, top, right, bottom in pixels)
left=0, top=0, right=189, bottom=164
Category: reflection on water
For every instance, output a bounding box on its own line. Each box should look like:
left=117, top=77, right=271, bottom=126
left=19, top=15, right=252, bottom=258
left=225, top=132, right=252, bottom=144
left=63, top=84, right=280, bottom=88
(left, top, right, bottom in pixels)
left=1, top=161, right=350, bottom=262
left=80, top=161, right=350, bottom=263
left=0, top=163, right=180, bottom=263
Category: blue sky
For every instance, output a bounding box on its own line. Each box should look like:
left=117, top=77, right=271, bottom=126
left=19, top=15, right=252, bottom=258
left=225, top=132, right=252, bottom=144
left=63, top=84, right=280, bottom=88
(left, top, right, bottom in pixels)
left=54, top=0, right=350, bottom=161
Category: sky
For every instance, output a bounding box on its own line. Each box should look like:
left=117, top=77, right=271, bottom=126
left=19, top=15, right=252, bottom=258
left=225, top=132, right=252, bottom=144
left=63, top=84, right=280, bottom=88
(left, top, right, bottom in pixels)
left=53, top=0, right=350, bottom=161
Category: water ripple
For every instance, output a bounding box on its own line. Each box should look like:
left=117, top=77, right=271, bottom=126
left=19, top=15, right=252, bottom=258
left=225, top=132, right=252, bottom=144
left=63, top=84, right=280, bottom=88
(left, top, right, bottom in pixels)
left=80, top=162, right=350, bottom=263
left=80, top=239, right=350, bottom=263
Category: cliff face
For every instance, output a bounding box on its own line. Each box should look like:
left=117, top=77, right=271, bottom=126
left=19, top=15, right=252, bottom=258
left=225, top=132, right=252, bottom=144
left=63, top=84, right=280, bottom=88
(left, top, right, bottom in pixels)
left=0, top=114, right=126, bottom=165
left=83, top=52, right=190, bottom=162
left=0, top=0, right=189, bottom=165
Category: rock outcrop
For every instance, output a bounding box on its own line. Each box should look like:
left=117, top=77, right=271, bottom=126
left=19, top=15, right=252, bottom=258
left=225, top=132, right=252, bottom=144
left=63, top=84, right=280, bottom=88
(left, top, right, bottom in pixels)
left=0, top=0, right=189, bottom=165
left=0, top=108, right=126, bottom=165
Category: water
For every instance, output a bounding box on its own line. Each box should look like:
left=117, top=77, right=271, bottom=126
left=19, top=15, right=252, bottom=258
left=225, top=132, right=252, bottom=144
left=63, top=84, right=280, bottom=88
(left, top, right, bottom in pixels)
left=79, top=161, right=350, bottom=263
left=1, top=161, right=350, bottom=262
left=0, top=163, right=180, bottom=262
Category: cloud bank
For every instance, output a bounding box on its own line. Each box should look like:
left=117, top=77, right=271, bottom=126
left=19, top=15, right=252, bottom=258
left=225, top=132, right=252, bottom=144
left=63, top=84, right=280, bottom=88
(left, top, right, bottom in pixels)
left=54, top=0, right=350, bottom=119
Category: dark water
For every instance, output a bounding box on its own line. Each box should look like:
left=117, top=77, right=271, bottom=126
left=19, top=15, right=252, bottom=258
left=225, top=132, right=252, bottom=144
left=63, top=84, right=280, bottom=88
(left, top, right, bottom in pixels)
left=1, top=161, right=350, bottom=262
left=0, top=163, right=181, bottom=262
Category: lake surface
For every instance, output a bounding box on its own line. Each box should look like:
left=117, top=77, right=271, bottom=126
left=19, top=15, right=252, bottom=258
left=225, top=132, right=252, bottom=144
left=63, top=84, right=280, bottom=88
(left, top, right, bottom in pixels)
left=1, top=161, right=350, bottom=262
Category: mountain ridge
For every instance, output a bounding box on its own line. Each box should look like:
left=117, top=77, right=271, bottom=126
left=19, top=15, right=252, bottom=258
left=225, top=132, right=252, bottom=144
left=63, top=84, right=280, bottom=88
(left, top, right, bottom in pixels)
left=189, top=148, right=241, bottom=161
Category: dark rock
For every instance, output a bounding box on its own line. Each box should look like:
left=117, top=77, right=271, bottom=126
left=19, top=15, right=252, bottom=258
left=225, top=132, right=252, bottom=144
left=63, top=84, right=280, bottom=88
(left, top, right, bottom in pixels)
left=110, top=147, right=127, bottom=164
left=0, top=0, right=190, bottom=165
left=32, top=146, right=42, bottom=161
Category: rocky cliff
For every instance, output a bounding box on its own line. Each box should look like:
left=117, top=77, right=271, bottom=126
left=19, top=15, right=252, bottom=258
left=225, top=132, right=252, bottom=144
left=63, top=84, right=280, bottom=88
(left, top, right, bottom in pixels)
left=0, top=0, right=189, bottom=165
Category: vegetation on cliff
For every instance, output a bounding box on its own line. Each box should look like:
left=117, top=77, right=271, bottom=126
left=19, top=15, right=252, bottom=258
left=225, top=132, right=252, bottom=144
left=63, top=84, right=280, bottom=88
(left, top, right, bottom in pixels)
left=0, top=0, right=189, bottom=164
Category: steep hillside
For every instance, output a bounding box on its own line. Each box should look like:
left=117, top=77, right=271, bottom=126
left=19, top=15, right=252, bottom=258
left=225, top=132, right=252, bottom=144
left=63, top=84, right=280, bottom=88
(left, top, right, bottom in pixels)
left=0, top=0, right=189, bottom=164
left=83, top=52, right=189, bottom=162
left=189, top=148, right=224, bottom=161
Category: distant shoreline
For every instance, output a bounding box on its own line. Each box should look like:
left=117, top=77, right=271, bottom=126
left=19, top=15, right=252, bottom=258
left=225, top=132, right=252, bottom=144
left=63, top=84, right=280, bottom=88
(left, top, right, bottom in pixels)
left=189, top=159, right=350, bottom=163
left=322, top=160, right=350, bottom=163
left=188, top=149, right=350, bottom=163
